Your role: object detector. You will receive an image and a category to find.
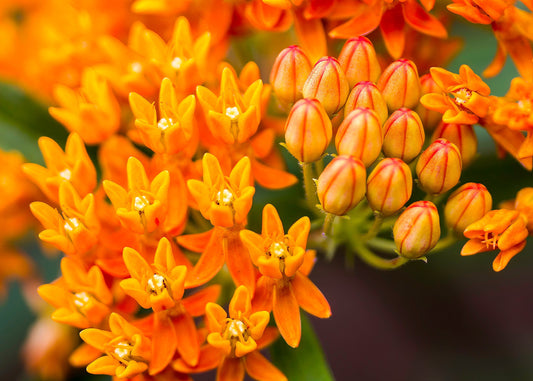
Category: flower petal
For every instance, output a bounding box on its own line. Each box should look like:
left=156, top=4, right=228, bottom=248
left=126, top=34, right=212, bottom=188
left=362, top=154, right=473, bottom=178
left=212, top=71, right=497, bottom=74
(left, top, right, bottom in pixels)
left=292, top=272, right=331, bottom=319
left=245, top=351, right=287, bottom=381
left=273, top=282, right=301, bottom=348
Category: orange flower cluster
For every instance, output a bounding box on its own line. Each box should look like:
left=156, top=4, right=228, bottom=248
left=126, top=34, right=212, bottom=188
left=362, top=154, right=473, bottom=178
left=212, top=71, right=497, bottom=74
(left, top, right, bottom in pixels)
left=2, top=1, right=533, bottom=381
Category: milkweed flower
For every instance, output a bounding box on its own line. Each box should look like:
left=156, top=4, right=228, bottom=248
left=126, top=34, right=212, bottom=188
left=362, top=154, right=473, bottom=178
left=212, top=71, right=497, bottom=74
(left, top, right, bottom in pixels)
left=80, top=313, right=152, bottom=378
left=240, top=205, right=331, bottom=347
left=461, top=209, right=529, bottom=271
left=103, top=156, right=170, bottom=234
left=514, top=187, right=533, bottom=233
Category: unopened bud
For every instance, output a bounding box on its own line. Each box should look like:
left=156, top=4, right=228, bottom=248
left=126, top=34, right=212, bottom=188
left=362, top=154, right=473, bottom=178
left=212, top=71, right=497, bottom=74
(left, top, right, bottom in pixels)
left=302, top=57, right=350, bottom=116
left=317, top=155, right=366, bottom=216
left=382, top=108, right=425, bottom=163
left=270, top=45, right=312, bottom=107
left=394, top=201, right=441, bottom=259
left=416, top=138, right=462, bottom=195
left=416, top=74, right=443, bottom=131
left=344, top=81, right=388, bottom=125
left=367, top=158, right=413, bottom=216
left=377, top=59, right=421, bottom=111
left=338, top=37, right=381, bottom=88
left=284, top=98, right=332, bottom=163
left=335, top=107, right=383, bottom=167
left=444, top=183, right=492, bottom=234
left=431, top=122, right=477, bottom=167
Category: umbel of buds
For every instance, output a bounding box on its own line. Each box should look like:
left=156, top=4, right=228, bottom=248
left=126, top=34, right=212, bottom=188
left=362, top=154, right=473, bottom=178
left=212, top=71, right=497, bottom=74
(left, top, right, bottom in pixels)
left=317, top=155, right=366, bottom=216
left=284, top=98, right=332, bottom=163
left=393, top=201, right=441, bottom=259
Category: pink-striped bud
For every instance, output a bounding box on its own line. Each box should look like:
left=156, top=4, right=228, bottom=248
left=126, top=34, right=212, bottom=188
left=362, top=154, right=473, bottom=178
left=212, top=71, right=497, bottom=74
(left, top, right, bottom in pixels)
left=367, top=158, right=413, bottom=216
left=317, top=155, right=366, bottom=216
left=344, top=81, right=388, bottom=125
left=416, top=139, right=462, bottom=195
left=444, top=183, right=492, bottom=234
left=270, top=45, right=312, bottom=107
left=377, top=59, right=421, bottom=111
left=394, top=201, right=441, bottom=259
left=338, top=36, right=381, bottom=88
left=335, top=107, right=383, bottom=167
left=284, top=98, right=332, bottom=163
left=382, top=108, right=425, bottom=163
left=431, top=122, right=478, bottom=167
left=302, top=57, right=350, bottom=116
left=416, top=74, right=443, bottom=131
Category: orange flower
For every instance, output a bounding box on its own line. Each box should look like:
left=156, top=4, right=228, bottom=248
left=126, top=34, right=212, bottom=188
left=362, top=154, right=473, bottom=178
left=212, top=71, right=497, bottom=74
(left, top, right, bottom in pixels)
left=49, top=69, right=121, bottom=145
left=421, top=65, right=491, bottom=125
left=30, top=182, right=100, bottom=257
left=240, top=205, right=331, bottom=347
left=120, top=238, right=220, bottom=372
left=196, top=67, right=263, bottom=145
left=447, top=0, right=512, bottom=24
left=129, top=78, right=196, bottom=155
left=493, top=77, right=533, bottom=131
left=80, top=313, right=152, bottom=378
left=203, top=286, right=287, bottom=381
left=38, top=257, right=113, bottom=329
left=23, top=133, right=97, bottom=203
left=103, top=156, right=170, bottom=234
left=461, top=209, right=529, bottom=271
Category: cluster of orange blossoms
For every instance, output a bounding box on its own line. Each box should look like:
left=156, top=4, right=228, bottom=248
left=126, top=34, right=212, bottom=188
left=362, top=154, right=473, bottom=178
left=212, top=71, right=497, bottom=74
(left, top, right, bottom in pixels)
left=0, top=0, right=533, bottom=380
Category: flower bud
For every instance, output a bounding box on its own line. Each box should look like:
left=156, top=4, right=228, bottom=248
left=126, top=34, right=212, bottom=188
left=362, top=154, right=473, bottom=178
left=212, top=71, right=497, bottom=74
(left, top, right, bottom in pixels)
left=393, top=201, right=441, bottom=259
left=415, top=74, right=443, bottom=132
left=338, top=36, right=381, bottom=88
left=416, top=138, right=462, bottom=195
left=344, top=81, right=388, bottom=125
left=270, top=45, right=312, bottom=107
left=431, top=122, right=477, bottom=167
left=367, top=158, right=413, bottom=216
left=382, top=108, right=425, bottom=163
left=284, top=98, right=332, bottom=163
left=514, top=187, right=533, bottom=233
left=377, top=59, right=421, bottom=111
left=444, top=183, right=492, bottom=234
left=302, top=57, right=350, bottom=116
left=335, top=107, right=383, bottom=167
left=317, top=155, right=366, bottom=216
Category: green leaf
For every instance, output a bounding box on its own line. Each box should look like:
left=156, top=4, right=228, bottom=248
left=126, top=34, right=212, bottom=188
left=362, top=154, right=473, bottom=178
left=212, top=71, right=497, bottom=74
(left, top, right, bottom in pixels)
left=270, top=313, right=335, bottom=381
left=0, top=81, right=67, bottom=164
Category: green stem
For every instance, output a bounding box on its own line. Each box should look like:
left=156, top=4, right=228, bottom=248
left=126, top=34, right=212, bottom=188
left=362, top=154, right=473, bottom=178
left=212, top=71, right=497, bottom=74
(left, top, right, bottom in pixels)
left=366, top=237, right=398, bottom=254
left=429, top=232, right=459, bottom=254
left=314, top=157, right=325, bottom=176
left=361, top=213, right=384, bottom=241
left=355, top=241, right=409, bottom=270
left=302, top=162, right=318, bottom=212
left=322, top=213, right=336, bottom=237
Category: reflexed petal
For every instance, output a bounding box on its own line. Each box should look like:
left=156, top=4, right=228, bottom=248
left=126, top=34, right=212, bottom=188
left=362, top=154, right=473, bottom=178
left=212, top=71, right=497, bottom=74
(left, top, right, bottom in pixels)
left=273, top=282, right=301, bottom=348
left=182, top=285, right=221, bottom=316
left=245, top=351, right=287, bottom=381
left=461, top=239, right=490, bottom=256
left=251, top=276, right=275, bottom=313
left=403, top=0, right=447, bottom=38
left=149, top=313, right=177, bottom=375
left=186, top=227, right=225, bottom=288
left=173, top=345, right=223, bottom=373
left=217, top=357, right=245, bottom=381
left=493, top=241, right=527, bottom=271
left=380, top=7, right=405, bottom=60
left=173, top=312, right=200, bottom=367
left=225, top=233, right=256, bottom=295
left=292, top=272, right=331, bottom=318
left=251, top=159, right=298, bottom=189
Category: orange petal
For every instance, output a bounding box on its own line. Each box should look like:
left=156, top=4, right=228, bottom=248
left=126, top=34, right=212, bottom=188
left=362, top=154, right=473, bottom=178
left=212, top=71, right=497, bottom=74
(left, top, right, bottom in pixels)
left=182, top=285, right=221, bottom=316
left=492, top=241, right=527, bottom=272
left=461, top=239, right=490, bottom=256
left=172, top=345, right=223, bottom=374
left=299, top=249, right=317, bottom=276
left=86, top=355, right=118, bottom=376
left=328, top=1, right=382, bottom=39
left=185, top=227, right=225, bottom=288
left=380, top=7, right=405, bottom=60
left=256, top=327, right=280, bottom=350
left=149, top=313, right=177, bottom=375
left=292, top=272, right=331, bottom=319
left=251, top=276, right=275, bottom=313
left=229, top=285, right=252, bottom=318
left=177, top=228, right=214, bottom=253
left=273, top=282, right=301, bottom=348
left=262, top=204, right=284, bottom=238
left=217, top=357, right=245, bottom=381
left=403, top=0, right=447, bottom=38
left=245, top=351, right=287, bottom=381
left=293, top=10, right=327, bottom=63
left=251, top=159, right=298, bottom=189
left=173, top=312, right=200, bottom=367
left=225, top=233, right=256, bottom=296
left=483, top=41, right=507, bottom=78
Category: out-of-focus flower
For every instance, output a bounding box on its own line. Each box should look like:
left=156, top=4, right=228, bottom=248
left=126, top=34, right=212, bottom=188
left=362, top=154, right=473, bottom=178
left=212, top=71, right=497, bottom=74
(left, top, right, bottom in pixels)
left=394, top=201, right=441, bottom=259
left=461, top=209, right=529, bottom=271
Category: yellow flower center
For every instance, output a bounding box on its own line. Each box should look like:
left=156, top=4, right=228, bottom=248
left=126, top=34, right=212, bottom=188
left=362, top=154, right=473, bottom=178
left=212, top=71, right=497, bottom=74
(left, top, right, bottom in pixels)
left=64, top=217, right=81, bottom=232
left=73, top=291, right=91, bottom=308
left=130, top=62, right=143, bottom=74
left=59, top=168, right=72, bottom=180
left=146, top=273, right=167, bottom=294
left=268, top=241, right=290, bottom=259
left=518, top=99, right=532, bottom=115
left=483, top=231, right=500, bottom=250
left=171, top=57, right=183, bottom=70
left=157, top=117, right=174, bottom=131
left=223, top=318, right=249, bottom=343
left=225, top=106, right=240, bottom=120
left=453, top=88, right=472, bottom=105
left=132, top=194, right=152, bottom=212
left=215, top=188, right=234, bottom=206
left=111, top=340, right=134, bottom=364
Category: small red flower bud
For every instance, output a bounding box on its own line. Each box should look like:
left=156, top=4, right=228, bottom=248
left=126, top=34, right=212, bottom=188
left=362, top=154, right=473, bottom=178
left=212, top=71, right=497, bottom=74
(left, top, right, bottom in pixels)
left=382, top=108, right=425, bottom=163
left=270, top=45, right=312, bottom=107
left=338, top=36, right=381, bottom=88
left=431, top=122, right=478, bottom=167
left=317, top=155, right=366, bottom=216
left=444, top=183, right=492, bottom=234
left=335, top=107, right=383, bottom=167
left=284, top=98, right=332, bottom=163
left=367, top=158, right=413, bottom=216
left=416, top=74, right=443, bottom=131
left=343, top=81, right=388, bottom=125
left=394, top=201, right=441, bottom=259
left=302, top=57, right=350, bottom=116
left=377, top=59, right=421, bottom=111
left=416, top=138, right=462, bottom=195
